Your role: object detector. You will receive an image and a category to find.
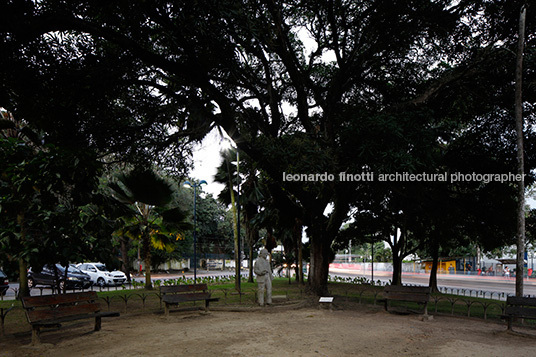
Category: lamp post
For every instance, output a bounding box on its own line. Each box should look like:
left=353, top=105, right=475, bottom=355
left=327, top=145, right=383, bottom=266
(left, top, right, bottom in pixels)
left=184, top=179, right=207, bottom=282
left=236, top=150, right=241, bottom=293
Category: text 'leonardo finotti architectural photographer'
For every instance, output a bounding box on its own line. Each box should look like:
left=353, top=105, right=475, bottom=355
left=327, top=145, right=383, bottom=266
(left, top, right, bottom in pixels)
left=282, top=172, right=525, bottom=184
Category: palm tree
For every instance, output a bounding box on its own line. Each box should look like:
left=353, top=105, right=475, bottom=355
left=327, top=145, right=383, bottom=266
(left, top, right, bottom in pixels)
left=108, top=168, right=191, bottom=289
left=215, top=148, right=267, bottom=286
left=214, top=148, right=241, bottom=290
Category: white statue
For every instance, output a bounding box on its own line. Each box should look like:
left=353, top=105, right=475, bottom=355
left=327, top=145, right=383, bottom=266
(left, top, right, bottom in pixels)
left=253, top=248, right=273, bottom=306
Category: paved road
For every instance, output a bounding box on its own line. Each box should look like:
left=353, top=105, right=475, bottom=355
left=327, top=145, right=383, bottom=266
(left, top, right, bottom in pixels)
left=330, top=267, right=536, bottom=298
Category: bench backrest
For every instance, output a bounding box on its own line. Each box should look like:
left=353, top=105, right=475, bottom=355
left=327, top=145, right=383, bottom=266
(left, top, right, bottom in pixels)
left=384, top=285, right=431, bottom=302
left=506, top=296, right=536, bottom=307
left=160, top=283, right=208, bottom=294
left=505, top=296, right=536, bottom=319
left=22, top=291, right=101, bottom=323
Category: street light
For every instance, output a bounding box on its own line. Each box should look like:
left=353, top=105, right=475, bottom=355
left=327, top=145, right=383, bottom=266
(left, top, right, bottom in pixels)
left=236, top=150, right=241, bottom=293
left=184, top=179, right=207, bottom=282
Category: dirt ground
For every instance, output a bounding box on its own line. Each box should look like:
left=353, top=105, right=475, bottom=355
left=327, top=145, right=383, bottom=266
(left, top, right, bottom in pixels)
left=2, top=301, right=536, bottom=357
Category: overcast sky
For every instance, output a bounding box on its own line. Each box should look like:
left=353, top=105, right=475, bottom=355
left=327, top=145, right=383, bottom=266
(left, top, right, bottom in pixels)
left=189, top=127, right=227, bottom=197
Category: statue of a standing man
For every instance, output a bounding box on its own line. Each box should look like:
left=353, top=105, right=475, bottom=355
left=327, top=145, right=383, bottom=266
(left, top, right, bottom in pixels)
left=254, top=248, right=273, bottom=306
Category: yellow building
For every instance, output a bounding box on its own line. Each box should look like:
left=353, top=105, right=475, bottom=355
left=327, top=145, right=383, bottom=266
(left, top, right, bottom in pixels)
left=422, top=260, right=457, bottom=274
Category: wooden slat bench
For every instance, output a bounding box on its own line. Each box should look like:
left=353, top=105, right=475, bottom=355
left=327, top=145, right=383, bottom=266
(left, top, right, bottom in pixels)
left=380, top=285, right=431, bottom=318
left=160, top=283, right=219, bottom=316
left=501, top=296, right=536, bottom=331
left=21, top=291, right=119, bottom=345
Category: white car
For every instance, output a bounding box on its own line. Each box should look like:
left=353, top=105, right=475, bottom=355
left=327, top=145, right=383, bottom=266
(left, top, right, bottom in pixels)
left=76, top=262, right=128, bottom=287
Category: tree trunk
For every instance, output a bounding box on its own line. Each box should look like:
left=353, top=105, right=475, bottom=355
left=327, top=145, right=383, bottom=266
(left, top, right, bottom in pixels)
left=391, top=252, right=402, bottom=285
left=293, top=219, right=303, bottom=284
left=16, top=212, right=29, bottom=298
left=246, top=222, right=257, bottom=283
left=52, top=265, right=63, bottom=294
left=119, top=233, right=131, bottom=282
left=308, top=223, right=331, bottom=296
left=18, top=258, right=29, bottom=298
left=61, top=266, right=69, bottom=294
left=390, top=229, right=403, bottom=286
left=248, top=241, right=254, bottom=283
left=226, top=158, right=241, bottom=292
left=515, top=4, right=527, bottom=298
left=142, top=233, right=152, bottom=290
left=298, top=232, right=304, bottom=284
left=428, top=239, right=440, bottom=293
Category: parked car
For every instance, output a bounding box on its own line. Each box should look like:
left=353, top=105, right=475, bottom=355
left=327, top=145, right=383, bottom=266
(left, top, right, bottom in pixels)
left=0, top=269, right=9, bottom=296
left=27, top=264, right=93, bottom=290
left=76, top=262, right=128, bottom=287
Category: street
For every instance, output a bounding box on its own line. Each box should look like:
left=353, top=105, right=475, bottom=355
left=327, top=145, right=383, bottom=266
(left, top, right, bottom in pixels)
left=330, top=266, right=536, bottom=298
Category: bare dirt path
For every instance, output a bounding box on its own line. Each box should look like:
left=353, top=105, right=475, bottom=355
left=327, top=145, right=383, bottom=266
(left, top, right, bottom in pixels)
left=2, top=303, right=536, bottom=356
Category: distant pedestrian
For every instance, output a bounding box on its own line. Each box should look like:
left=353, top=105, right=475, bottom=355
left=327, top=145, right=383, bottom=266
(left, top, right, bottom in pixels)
left=466, top=262, right=472, bottom=275
left=504, top=266, right=510, bottom=278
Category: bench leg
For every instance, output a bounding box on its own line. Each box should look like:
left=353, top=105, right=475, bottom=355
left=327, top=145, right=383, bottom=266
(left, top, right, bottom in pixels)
left=507, top=317, right=513, bottom=331
left=205, top=300, right=209, bottom=312
left=420, top=302, right=433, bottom=321
left=31, top=326, right=41, bottom=345
left=95, top=316, right=102, bottom=331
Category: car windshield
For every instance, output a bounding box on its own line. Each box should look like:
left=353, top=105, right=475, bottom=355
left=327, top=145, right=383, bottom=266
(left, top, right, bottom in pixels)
left=68, top=266, right=84, bottom=273
left=54, top=264, right=66, bottom=272
left=54, top=264, right=83, bottom=274
left=95, top=264, right=108, bottom=272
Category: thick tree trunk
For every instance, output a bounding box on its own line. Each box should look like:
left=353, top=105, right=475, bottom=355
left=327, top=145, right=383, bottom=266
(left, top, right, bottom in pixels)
left=18, top=258, right=29, bottom=298
left=391, top=252, right=402, bottom=285
left=428, top=239, right=440, bottom=293
left=308, top=224, right=331, bottom=296
left=390, top=228, right=403, bottom=286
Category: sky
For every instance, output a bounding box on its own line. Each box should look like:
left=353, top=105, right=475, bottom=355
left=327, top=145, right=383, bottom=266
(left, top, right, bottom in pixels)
left=189, top=127, right=228, bottom=197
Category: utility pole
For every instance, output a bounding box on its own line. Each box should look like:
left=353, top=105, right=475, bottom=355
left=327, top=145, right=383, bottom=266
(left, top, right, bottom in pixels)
left=515, top=4, right=527, bottom=297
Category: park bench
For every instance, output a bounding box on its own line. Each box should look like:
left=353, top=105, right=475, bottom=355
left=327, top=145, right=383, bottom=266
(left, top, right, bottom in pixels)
left=501, top=296, right=536, bottom=331
left=21, top=291, right=119, bottom=345
left=380, top=285, right=431, bottom=318
left=160, top=283, right=219, bottom=316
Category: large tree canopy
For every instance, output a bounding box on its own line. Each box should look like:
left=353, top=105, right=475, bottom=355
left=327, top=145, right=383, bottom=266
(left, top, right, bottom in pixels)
left=1, top=0, right=535, bottom=294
